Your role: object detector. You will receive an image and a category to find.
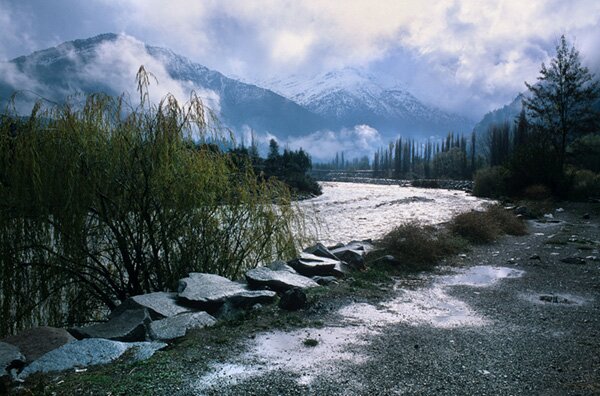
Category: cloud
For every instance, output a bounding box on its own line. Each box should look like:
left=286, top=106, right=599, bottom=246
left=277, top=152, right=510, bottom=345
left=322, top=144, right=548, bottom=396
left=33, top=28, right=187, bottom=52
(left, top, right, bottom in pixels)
left=1, top=1, right=600, bottom=118
left=281, top=124, right=383, bottom=162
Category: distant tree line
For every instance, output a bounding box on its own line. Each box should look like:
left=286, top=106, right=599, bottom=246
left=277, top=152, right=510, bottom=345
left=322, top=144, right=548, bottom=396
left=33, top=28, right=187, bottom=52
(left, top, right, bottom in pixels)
left=230, top=137, right=322, bottom=196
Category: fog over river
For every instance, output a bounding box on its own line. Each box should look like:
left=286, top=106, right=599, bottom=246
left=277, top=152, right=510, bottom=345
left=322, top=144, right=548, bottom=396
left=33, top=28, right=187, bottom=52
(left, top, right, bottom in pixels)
left=300, top=182, right=492, bottom=245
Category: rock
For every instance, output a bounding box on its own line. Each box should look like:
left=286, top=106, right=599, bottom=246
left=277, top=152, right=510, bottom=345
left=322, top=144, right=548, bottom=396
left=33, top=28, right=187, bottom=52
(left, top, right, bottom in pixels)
left=327, top=243, right=345, bottom=250
left=515, top=206, right=535, bottom=219
left=149, top=312, right=216, bottom=341
left=245, top=266, right=319, bottom=292
left=110, top=292, right=192, bottom=320
left=267, top=260, right=298, bottom=274
left=2, top=326, right=75, bottom=363
left=312, top=276, right=338, bottom=286
left=288, top=253, right=341, bottom=276
left=372, top=255, right=402, bottom=266
left=177, top=273, right=276, bottom=311
left=69, top=308, right=151, bottom=342
left=303, top=243, right=339, bottom=261
left=332, top=248, right=365, bottom=270
left=582, top=213, right=590, bottom=220
left=278, top=288, right=307, bottom=311
left=0, top=342, right=24, bottom=378
left=543, top=213, right=554, bottom=219
left=18, top=338, right=166, bottom=379
left=560, top=257, right=586, bottom=265
left=529, top=254, right=541, bottom=261
left=555, top=208, right=564, bottom=213
left=539, top=295, right=573, bottom=304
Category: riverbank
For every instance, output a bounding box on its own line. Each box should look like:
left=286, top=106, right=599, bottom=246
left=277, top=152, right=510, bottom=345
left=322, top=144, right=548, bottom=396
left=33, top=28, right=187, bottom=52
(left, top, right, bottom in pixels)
left=10, top=201, right=599, bottom=395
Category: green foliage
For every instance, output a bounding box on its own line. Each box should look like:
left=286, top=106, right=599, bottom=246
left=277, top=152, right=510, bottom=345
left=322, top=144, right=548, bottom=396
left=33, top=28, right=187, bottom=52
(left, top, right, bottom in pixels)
left=567, top=134, right=600, bottom=172
left=473, top=166, right=510, bottom=198
left=0, top=75, right=307, bottom=336
left=566, top=167, right=600, bottom=200
left=524, top=35, right=600, bottom=169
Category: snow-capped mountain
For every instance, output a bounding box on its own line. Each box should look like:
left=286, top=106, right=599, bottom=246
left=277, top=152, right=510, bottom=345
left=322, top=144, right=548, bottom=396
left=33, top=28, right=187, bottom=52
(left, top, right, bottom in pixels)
left=263, top=67, right=475, bottom=138
left=0, top=33, right=328, bottom=137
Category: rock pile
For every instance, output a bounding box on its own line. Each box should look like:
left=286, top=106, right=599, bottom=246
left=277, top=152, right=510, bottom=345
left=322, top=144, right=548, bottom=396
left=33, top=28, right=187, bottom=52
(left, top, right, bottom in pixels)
left=0, top=240, right=373, bottom=382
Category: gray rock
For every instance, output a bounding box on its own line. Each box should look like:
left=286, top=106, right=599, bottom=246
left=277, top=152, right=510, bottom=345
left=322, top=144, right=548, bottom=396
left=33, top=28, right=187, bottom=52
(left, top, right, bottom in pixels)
left=372, top=255, right=402, bottom=266
left=110, top=292, right=192, bottom=320
left=267, top=260, right=298, bottom=274
left=332, top=248, right=365, bottom=270
left=69, top=309, right=151, bottom=342
left=312, top=276, right=339, bottom=286
left=288, top=252, right=342, bottom=276
left=278, top=288, right=307, bottom=311
left=178, top=273, right=276, bottom=311
left=149, top=312, right=216, bottom=341
left=529, top=254, right=541, bottom=260
left=539, top=295, right=573, bottom=304
left=560, top=257, right=587, bottom=265
left=245, top=266, right=319, bottom=292
left=303, top=243, right=339, bottom=261
left=0, top=342, right=24, bottom=378
left=18, top=338, right=166, bottom=379
left=2, top=326, right=75, bottom=362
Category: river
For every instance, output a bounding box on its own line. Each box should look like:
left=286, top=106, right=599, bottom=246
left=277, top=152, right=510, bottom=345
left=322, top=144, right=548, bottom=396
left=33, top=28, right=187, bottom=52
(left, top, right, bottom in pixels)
left=300, top=181, right=491, bottom=245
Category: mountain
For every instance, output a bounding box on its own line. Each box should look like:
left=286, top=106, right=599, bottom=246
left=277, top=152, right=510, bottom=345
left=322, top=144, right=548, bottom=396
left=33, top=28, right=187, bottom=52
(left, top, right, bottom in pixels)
left=472, top=94, right=525, bottom=138
left=0, top=33, right=328, bottom=137
left=263, top=67, right=475, bottom=138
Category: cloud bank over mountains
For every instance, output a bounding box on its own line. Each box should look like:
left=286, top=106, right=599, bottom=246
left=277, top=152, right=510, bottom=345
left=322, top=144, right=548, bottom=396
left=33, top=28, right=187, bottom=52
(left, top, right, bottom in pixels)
left=1, top=1, right=599, bottom=118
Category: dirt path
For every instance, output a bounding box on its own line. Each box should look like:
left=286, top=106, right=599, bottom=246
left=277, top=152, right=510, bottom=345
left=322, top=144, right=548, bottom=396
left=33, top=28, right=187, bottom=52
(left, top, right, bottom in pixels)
left=190, top=204, right=600, bottom=396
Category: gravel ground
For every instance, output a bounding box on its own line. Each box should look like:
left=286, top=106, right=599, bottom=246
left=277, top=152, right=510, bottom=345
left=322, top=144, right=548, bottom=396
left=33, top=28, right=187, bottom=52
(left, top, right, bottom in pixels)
left=189, top=203, right=600, bottom=396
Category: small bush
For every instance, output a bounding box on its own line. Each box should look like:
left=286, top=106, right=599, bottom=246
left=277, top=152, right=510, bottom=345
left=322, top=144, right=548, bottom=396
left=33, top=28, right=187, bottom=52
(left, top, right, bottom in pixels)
left=522, top=184, right=551, bottom=200
left=449, top=211, right=499, bottom=244
left=473, top=166, right=510, bottom=198
left=378, top=223, right=466, bottom=270
left=485, top=205, right=528, bottom=236
left=568, top=168, right=600, bottom=200
left=449, top=205, right=527, bottom=243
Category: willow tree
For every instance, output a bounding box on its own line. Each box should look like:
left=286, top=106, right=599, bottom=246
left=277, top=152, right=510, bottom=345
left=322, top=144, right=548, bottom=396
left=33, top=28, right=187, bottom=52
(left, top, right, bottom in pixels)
left=0, top=68, right=308, bottom=336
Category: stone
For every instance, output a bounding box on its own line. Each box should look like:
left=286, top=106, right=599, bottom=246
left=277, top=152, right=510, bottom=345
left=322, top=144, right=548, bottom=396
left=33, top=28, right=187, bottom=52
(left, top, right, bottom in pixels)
left=539, top=295, right=573, bottom=304
left=245, top=266, right=319, bottom=292
left=18, top=338, right=166, bottom=379
left=177, top=273, right=276, bottom=311
left=515, top=206, right=535, bottom=219
left=312, top=276, right=339, bottom=286
left=278, top=288, right=307, bottom=311
left=582, top=213, right=590, bottom=220
left=560, top=257, right=586, bottom=265
left=2, top=326, right=75, bottom=362
left=529, top=254, right=541, bottom=260
left=288, top=253, right=341, bottom=276
left=372, top=255, right=402, bottom=266
left=69, top=309, right=151, bottom=342
left=267, top=260, right=298, bottom=274
left=331, top=248, right=365, bottom=270
left=110, top=292, right=192, bottom=320
left=0, top=342, right=24, bottom=378
left=303, top=243, right=339, bottom=261
left=149, top=312, right=216, bottom=341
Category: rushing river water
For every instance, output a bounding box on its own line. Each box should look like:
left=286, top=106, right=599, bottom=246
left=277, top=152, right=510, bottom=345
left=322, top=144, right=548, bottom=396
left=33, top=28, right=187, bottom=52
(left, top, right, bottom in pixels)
left=300, top=182, right=492, bottom=245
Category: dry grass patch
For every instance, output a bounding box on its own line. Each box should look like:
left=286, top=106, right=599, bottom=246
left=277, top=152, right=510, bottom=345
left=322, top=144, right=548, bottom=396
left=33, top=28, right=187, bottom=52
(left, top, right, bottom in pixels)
left=449, top=205, right=527, bottom=244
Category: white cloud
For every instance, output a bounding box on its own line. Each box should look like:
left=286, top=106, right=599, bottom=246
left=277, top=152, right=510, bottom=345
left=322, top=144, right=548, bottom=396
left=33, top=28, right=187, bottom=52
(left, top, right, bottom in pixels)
left=282, top=124, right=382, bottom=162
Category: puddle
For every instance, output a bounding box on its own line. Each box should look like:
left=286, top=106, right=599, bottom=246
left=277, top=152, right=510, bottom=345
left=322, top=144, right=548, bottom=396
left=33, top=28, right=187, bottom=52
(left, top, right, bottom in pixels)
left=194, top=266, right=524, bottom=391
left=522, top=293, right=587, bottom=306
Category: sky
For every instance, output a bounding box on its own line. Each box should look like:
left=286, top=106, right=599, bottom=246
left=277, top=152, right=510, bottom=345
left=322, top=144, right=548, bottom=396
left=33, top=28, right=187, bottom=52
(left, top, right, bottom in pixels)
left=1, top=0, right=600, bottom=121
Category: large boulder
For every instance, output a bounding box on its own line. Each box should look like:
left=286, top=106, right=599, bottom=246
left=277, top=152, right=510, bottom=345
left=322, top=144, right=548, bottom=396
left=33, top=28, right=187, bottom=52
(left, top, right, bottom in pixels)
left=18, top=338, right=166, bottom=379
left=303, top=243, right=339, bottom=261
left=149, top=312, right=216, bottom=341
left=2, top=326, right=75, bottom=363
left=288, top=253, right=342, bottom=276
left=69, top=309, right=151, bottom=342
left=245, top=267, right=319, bottom=292
left=110, top=292, right=192, bottom=320
left=267, top=260, right=298, bottom=274
left=0, top=342, right=24, bottom=378
left=177, top=273, right=276, bottom=311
